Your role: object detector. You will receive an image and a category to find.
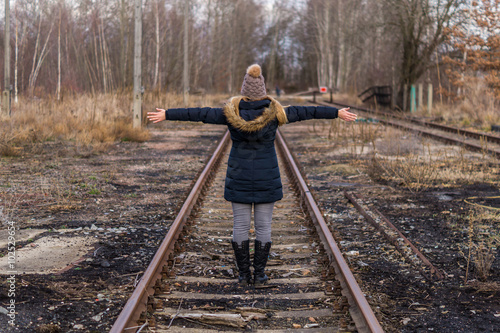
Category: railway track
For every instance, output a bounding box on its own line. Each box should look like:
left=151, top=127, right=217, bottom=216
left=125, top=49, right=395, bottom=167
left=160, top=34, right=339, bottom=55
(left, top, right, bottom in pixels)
left=110, top=130, right=384, bottom=333
left=312, top=99, right=500, bottom=158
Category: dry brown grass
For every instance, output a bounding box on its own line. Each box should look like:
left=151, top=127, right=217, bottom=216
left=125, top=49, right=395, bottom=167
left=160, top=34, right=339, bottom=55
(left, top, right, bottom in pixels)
left=369, top=148, right=496, bottom=192
left=417, top=80, right=500, bottom=131
left=364, top=125, right=498, bottom=191
left=471, top=242, right=496, bottom=281
left=320, top=92, right=363, bottom=106
left=0, top=92, right=229, bottom=157
left=462, top=209, right=499, bottom=283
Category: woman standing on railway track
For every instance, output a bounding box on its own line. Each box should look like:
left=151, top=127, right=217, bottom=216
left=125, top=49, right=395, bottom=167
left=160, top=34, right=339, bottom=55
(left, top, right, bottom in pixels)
left=148, top=64, right=357, bottom=286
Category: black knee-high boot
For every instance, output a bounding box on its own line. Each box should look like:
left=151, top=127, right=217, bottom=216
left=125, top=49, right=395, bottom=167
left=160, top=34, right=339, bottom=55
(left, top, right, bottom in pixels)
left=253, top=240, right=272, bottom=285
left=231, top=240, right=252, bottom=285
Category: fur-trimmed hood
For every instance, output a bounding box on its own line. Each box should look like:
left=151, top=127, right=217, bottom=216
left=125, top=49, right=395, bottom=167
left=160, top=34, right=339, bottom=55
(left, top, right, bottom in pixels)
left=223, top=95, right=287, bottom=132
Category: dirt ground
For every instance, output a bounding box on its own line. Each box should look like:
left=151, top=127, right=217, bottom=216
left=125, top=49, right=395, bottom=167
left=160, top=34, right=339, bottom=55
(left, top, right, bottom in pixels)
left=280, top=116, right=500, bottom=332
left=0, top=122, right=226, bottom=332
left=1, top=102, right=499, bottom=332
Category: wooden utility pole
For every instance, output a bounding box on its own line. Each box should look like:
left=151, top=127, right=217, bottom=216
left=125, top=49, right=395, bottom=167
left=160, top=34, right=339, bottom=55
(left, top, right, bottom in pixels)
left=183, top=0, right=189, bottom=106
left=3, top=0, right=11, bottom=116
left=133, top=0, right=142, bottom=128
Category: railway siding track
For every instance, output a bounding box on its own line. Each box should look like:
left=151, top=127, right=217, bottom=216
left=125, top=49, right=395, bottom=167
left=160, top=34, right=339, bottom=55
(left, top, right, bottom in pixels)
left=312, top=100, right=500, bottom=158
left=111, top=130, right=384, bottom=332
left=344, top=191, right=443, bottom=281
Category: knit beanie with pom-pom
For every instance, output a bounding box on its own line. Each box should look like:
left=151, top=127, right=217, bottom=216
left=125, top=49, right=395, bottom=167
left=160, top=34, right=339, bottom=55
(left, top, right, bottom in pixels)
left=240, top=64, right=267, bottom=100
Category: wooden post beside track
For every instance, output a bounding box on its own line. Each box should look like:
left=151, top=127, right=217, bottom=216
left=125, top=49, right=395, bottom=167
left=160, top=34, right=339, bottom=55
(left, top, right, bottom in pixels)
left=403, top=84, right=408, bottom=112
left=410, top=84, right=416, bottom=113
left=428, top=83, right=433, bottom=115
left=418, top=83, right=423, bottom=112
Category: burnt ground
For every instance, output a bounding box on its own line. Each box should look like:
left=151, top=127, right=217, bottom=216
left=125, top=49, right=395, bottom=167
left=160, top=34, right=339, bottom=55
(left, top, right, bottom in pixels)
left=1, top=100, right=499, bottom=333
left=0, top=122, right=226, bottom=332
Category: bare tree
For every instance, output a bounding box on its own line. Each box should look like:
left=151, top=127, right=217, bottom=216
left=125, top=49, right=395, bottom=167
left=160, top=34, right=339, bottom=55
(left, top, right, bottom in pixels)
left=28, top=10, right=53, bottom=97
left=384, top=0, right=465, bottom=105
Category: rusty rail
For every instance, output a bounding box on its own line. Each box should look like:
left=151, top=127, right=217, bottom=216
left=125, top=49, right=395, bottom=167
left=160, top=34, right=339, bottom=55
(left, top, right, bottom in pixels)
left=344, top=191, right=444, bottom=280
left=110, top=131, right=230, bottom=333
left=112, top=128, right=384, bottom=332
left=276, top=130, right=384, bottom=333
left=312, top=99, right=500, bottom=158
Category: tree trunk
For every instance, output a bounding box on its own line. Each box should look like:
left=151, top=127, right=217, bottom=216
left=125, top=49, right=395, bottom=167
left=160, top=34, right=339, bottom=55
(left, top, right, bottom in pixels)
left=120, top=0, right=127, bottom=89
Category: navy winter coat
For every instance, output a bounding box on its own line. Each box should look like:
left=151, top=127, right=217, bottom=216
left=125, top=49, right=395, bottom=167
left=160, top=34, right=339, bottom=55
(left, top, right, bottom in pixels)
left=164, top=97, right=338, bottom=204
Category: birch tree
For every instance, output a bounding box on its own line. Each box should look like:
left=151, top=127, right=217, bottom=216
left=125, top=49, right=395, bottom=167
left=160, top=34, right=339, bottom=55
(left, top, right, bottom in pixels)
left=28, top=12, right=53, bottom=96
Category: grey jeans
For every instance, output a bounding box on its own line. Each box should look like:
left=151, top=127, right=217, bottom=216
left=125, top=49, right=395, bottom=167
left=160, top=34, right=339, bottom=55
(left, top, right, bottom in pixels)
left=231, top=202, right=275, bottom=244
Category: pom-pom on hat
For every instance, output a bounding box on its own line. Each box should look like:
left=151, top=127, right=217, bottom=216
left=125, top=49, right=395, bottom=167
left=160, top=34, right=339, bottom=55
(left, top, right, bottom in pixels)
left=240, top=64, right=267, bottom=100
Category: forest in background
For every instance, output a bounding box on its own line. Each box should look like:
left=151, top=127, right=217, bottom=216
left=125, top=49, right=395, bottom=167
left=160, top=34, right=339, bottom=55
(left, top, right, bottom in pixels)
left=0, top=0, right=498, bottom=108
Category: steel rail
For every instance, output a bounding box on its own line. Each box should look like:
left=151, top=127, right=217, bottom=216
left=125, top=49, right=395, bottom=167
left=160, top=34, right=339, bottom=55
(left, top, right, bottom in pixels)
left=110, top=130, right=230, bottom=333
left=312, top=100, right=500, bottom=158
left=344, top=191, right=444, bottom=280
left=276, top=129, right=384, bottom=333
left=318, top=99, right=500, bottom=145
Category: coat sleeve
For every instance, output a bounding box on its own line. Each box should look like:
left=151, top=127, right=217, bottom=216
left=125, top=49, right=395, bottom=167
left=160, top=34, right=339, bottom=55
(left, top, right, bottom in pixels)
left=285, top=105, right=338, bottom=124
left=165, top=107, right=227, bottom=125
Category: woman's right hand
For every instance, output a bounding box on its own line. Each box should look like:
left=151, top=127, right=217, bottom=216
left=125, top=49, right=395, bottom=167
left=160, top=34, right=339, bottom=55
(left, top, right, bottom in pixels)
left=338, top=107, right=357, bottom=122
left=147, top=108, right=166, bottom=123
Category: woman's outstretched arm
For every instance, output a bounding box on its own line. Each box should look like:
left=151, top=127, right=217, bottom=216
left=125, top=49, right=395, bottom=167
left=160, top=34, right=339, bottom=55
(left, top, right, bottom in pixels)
left=285, top=105, right=357, bottom=123
left=147, top=107, right=227, bottom=125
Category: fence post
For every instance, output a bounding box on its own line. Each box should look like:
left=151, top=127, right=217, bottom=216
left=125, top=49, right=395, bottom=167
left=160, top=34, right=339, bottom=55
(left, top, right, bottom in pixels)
left=403, top=84, right=408, bottom=111
left=418, top=83, right=423, bottom=112
left=410, top=85, right=416, bottom=113
left=428, top=83, right=433, bottom=115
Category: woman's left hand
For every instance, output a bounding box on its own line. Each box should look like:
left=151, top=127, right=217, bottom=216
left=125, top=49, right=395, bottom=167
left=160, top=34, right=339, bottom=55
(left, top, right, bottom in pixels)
left=147, top=108, right=166, bottom=123
left=338, top=107, right=357, bottom=122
